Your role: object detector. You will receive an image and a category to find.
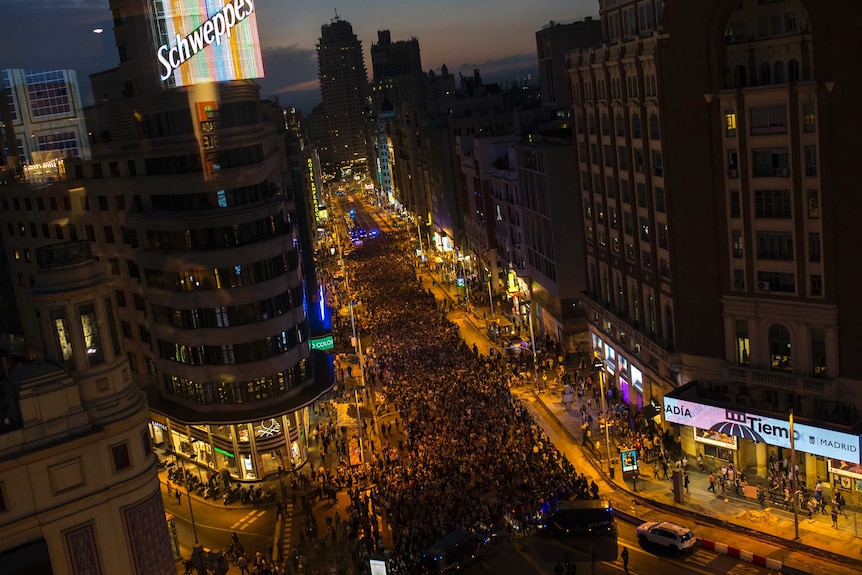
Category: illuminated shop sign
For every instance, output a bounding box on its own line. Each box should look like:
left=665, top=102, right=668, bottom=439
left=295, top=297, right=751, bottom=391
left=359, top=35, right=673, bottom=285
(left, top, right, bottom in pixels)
left=156, top=0, right=264, bottom=86
left=310, top=335, right=334, bottom=351
left=663, top=397, right=861, bottom=462
left=694, top=427, right=738, bottom=450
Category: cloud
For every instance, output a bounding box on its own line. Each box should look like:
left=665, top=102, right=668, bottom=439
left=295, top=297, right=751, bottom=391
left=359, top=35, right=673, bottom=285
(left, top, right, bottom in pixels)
left=256, top=45, right=321, bottom=112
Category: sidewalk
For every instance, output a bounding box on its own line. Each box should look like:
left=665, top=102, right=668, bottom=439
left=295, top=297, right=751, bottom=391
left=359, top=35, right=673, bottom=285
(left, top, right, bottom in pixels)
left=533, top=381, right=862, bottom=575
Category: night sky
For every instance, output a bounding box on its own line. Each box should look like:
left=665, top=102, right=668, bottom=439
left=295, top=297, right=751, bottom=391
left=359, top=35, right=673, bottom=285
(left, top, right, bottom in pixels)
left=0, top=0, right=597, bottom=112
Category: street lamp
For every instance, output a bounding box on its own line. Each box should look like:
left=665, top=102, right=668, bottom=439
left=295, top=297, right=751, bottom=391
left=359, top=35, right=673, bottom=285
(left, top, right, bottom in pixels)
left=790, top=408, right=799, bottom=540
left=593, top=360, right=613, bottom=473
left=521, top=300, right=540, bottom=391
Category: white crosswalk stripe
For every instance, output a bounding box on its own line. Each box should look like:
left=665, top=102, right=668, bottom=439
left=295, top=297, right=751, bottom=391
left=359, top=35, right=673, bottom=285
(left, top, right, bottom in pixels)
left=684, top=549, right=715, bottom=567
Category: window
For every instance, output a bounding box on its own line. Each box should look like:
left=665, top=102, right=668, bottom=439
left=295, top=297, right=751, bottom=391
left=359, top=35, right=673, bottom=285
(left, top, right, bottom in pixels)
left=127, top=260, right=140, bottom=279
left=50, top=309, right=74, bottom=369
left=632, top=114, right=642, bottom=138
left=802, top=102, right=816, bottom=132
left=98, top=195, right=109, bottom=210
left=788, top=59, right=800, bottom=82
left=805, top=146, right=817, bottom=176
left=134, top=293, right=145, bottom=311
left=85, top=225, right=95, bottom=242
left=732, top=230, right=743, bottom=258
left=121, top=321, right=132, bottom=339
left=115, top=289, right=126, bottom=307
left=774, top=61, right=786, bottom=84
left=752, top=148, right=789, bottom=177
left=615, top=113, right=625, bottom=137
left=749, top=105, right=787, bottom=135
left=111, top=443, right=132, bottom=471
left=810, top=274, right=823, bottom=297
left=601, top=114, right=610, bottom=136
left=621, top=180, right=631, bottom=204
left=79, top=303, right=104, bottom=366
left=604, top=145, right=614, bottom=168
left=725, top=112, right=737, bottom=136
left=641, top=249, right=652, bottom=270
left=651, top=151, right=663, bottom=177
left=103, top=226, right=115, bottom=243
left=655, top=187, right=666, bottom=213
left=109, top=161, right=121, bottom=177
left=658, top=222, right=668, bottom=249
left=756, top=231, right=794, bottom=260
left=808, top=232, right=821, bottom=262
left=727, top=149, right=738, bottom=176
left=786, top=13, right=797, bottom=33
left=759, top=62, right=771, bottom=85
left=618, top=146, right=629, bottom=170
left=626, top=243, right=635, bottom=262
left=807, top=189, right=819, bottom=218
left=811, top=327, right=826, bottom=375
left=109, top=258, right=120, bottom=275
left=649, top=114, right=660, bottom=140
left=659, top=258, right=670, bottom=279
left=634, top=149, right=644, bottom=173
left=733, top=269, right=746, bottom=292
left=757, top=271, right=795, bottom=293
left=636, top=183, right=648, bottom=208
left=754, top=189, right=791, bottom=218
left=624, top=212, right=633, bottom=235
left=55, top=224, right=64, bottom=239
left=736, top=320, right=750, bottom=365
left=41, top=223, right=49, bottom=238
left=768, top=324, right=792, bottom=371
left=640, top=217, right=650, bottom=242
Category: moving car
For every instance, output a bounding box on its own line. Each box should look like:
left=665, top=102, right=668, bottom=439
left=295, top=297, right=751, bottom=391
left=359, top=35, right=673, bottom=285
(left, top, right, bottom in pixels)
left=537, top=500, right=617, bottom=537
left=636, top=521, right=696, bottom=552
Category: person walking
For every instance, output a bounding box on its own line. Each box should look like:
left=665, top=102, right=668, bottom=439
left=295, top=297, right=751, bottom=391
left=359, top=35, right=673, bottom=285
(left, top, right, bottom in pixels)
left=708, top=472, right=716, bottom=492
left=684, top=472, right=690, bottom=495
left=620, top=546, right=629, bottom=573
left=832, top=505, right=839, bottom=528
left=175, top=489, right=182, bottom=506
left=237, top=553, right=250, bottom=575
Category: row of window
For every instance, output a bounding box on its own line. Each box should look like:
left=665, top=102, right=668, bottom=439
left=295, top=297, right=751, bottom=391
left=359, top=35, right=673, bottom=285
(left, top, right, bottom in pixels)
left=734, top=320, right=826, bottom=377
left=580, top=112, right=662, bottom=142
left=2, top=193, right=129, bottom=213
left=164, top=358, right=313, bottom=406
left=158, top=321, right=307, bottom=366
left=145, top=213, right=292, bottom=252
left=728, top=188, right=820, bottom=220
left=6, top=218, right=137, bottom=248
left=150, top=286, right=304, bottom=330
left=144, top=251, right=298, bottom=292
left=150, top=180, right=277, bottom=212
left=730, top=229, right=821, bottom=262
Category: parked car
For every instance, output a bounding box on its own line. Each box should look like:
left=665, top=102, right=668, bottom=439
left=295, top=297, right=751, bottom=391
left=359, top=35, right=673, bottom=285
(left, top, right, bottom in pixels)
left=636, top=521, right=696, bottom=552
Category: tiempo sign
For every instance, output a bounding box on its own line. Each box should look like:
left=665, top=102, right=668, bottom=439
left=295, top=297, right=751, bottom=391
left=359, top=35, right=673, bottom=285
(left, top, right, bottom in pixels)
left=155, top=0, right=264, bottom=86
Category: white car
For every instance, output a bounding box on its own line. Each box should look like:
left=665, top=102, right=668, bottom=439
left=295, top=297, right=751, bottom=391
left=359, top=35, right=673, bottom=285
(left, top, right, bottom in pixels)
left=636, top=521, right=697, bottom=552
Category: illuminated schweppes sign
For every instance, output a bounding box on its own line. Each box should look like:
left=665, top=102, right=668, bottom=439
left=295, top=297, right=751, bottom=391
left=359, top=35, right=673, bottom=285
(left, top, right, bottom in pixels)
left=156, top=0, right=264, bottom=86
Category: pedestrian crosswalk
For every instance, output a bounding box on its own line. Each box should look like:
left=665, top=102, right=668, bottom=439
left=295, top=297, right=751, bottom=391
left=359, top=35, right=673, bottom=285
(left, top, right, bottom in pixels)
left=230, top=509, right=266, bottom=531
left=278, top=501, right=294, bottom=562
left=684, top=548, right=715, bottom=567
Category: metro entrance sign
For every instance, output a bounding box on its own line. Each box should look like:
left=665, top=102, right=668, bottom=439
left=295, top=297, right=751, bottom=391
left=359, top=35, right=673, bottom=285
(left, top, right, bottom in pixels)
left=663, top=396, right=861, bottom=463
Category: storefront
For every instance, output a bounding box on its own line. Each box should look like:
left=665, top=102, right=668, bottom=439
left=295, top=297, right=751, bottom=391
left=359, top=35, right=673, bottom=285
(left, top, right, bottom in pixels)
left=148, top=409, right=311, bottom=482
left=663, top=390, right=862, bottom=493
left=590, top=333, right=657, bottom=413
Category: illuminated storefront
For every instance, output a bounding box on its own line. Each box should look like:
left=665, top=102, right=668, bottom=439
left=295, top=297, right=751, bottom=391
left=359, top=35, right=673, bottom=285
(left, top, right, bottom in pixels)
left=149, top=409, right=311, bottom=481
left=590, top=333, right=656, bottom=412
left=664, top=384, right=862, bottom=491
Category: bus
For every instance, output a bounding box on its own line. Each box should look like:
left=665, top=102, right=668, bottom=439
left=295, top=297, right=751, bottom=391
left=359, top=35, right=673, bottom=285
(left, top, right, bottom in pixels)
left=536, top=499, right=619, bottom=560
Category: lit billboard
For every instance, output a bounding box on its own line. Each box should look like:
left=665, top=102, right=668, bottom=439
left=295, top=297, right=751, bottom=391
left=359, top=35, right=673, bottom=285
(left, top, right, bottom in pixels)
left=156, top=0, right=264, bottom=86
left=663, top=396, right=861, bottom=462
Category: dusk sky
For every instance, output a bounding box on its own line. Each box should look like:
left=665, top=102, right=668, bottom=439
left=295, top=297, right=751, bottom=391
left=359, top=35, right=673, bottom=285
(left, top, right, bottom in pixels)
left=0, top=0, right=597, bottom=112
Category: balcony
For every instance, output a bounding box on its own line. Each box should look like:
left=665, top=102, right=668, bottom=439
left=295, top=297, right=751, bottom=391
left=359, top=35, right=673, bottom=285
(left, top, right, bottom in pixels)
left=725, top=365, right=837, bottom=401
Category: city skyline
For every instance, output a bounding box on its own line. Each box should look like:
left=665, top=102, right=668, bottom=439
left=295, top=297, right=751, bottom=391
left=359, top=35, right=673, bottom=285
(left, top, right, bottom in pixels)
left=0, top=0, right=597, bottom=112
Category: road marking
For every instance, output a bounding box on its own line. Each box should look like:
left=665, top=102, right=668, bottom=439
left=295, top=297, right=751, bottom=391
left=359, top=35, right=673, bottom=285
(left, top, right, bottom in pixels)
left=684, top=549, right=715, bottom=567
left=230, top=509, right=267, bottom=530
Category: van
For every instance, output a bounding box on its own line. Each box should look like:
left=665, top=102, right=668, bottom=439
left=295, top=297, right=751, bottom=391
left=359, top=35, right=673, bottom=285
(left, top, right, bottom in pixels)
left=419, top=529, right=485, bottom=573
left=537, top=499, right=617, bottom=537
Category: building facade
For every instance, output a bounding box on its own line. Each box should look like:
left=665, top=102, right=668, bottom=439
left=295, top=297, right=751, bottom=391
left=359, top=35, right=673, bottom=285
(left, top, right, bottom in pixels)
left=0, top=242, right=174, bottom=574
left=316, top=16, right=370, bottom=174
left=573, top=0, right=862, bottom=496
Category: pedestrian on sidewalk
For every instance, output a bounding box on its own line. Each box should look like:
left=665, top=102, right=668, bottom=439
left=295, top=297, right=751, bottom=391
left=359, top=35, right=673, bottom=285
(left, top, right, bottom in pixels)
left=620, top=546, right=629, bottom=573
left=684, top=472, right=690, bottom=495
left=832, top=505, right=839, bottom=528
left=175, top=490, right=182, bottom=505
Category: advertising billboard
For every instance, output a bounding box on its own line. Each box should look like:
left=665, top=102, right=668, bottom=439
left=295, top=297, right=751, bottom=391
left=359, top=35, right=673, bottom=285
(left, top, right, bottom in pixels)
left=156, top=0, right=264, bottom=86
left=663, top=396, right=861, bottom=462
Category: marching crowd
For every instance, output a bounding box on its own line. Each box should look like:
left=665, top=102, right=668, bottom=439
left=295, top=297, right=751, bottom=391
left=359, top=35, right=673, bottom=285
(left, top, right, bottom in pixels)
left=329, top=232, right=597, bottom=574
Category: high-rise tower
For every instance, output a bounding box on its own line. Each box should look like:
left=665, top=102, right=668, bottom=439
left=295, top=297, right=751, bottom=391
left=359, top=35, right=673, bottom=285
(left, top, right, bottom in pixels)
left=316, top=15, right=370, bottom=173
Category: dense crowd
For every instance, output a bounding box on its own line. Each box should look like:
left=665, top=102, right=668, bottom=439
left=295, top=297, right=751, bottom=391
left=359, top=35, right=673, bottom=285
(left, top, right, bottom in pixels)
left=334, top=232, right=596, bottom=573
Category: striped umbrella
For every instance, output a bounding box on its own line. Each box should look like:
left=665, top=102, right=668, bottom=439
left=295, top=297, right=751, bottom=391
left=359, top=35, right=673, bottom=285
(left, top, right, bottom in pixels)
left=709, top=421, right=765, bottom=442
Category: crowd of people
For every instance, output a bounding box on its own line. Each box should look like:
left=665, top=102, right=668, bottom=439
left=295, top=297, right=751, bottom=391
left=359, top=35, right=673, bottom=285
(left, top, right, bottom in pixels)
left=326, top=231, right=599, bottom=573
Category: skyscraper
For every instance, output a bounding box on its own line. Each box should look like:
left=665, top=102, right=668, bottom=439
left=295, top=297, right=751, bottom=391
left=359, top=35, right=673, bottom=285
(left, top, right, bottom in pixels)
left=316, top=15, right=370, bottom=173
